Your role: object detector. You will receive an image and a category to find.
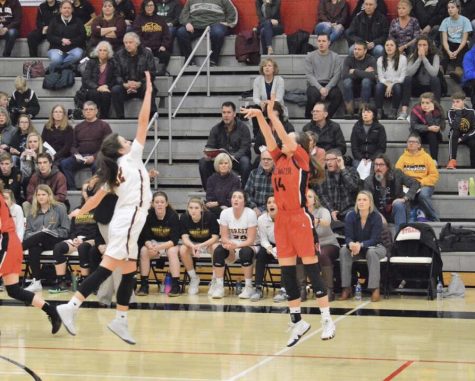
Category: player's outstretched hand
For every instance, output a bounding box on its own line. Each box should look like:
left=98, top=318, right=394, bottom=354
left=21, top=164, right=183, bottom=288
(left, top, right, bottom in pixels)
left=240, top=107, right=262, bottom=119
left=145, top=71, right=152, bottom=90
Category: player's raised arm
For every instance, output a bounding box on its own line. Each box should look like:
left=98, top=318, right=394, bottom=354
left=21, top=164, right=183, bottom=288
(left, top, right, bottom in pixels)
left=267, top=95, right=297, bottom=153
left=240, top=106, right=278, bottom=151
left=136, top=71, right=153, bottom=146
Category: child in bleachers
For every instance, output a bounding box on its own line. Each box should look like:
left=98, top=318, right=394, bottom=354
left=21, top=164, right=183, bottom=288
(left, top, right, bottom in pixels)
left=8, top=76, right=40, bottom=125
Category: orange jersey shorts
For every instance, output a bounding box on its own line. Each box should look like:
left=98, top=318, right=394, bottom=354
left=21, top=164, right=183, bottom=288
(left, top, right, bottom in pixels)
left=274, top=209, right=317, bottom=258
left=0, top=232, right=23, bottom=276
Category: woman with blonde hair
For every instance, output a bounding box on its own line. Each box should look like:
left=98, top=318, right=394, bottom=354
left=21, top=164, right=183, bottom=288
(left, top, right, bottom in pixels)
left=179, top=197, right=219, bottom=295
left=8, top=76, right=40, bottom=125
left=23, top=184, right=70, bottom=293
left=253, top=58, right=286, bottom=114
left=388, top=0, right=421, bottom=55
left=20, top=131, right=43, bottom=185
left=9, top=114, right=37, bottom=166
left=339, top=190, right=386, bottom=302
left=41, top=105, right=74, bottom=163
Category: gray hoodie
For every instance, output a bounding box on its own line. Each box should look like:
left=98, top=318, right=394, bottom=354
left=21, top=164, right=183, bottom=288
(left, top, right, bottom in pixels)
left=24, top=203, right=70, bottom=240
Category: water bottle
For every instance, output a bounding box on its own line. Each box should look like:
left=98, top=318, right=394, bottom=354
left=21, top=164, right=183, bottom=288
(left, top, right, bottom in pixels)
left=469, top=177, right=475, bottom=196
left=354, top=281, right=362, bottom=301
left=436, top=278, right=443, bottom=300
left=71, top=271, right=78, bottom=292
left=235, top=280, right=243, bottom=295
left=164, top=273, right=172, bottom=295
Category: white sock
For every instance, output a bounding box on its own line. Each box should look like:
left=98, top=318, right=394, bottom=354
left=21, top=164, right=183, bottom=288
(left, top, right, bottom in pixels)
left=116, top=310, right=127, bottom=320
left=216, top=278, right=224, bottom=286
left=289, top=307, right=301, bottom=314
left=245, top=278, right=253, bottom=287
left=68, top=296, right=82, bottom=310
left=187, top=269, right=197, bottom=278
left=320, top=306, right=331, bottom=319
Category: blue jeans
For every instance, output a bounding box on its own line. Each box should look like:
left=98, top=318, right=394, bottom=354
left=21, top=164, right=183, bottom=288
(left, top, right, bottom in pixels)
left=314, top=22, right=344, bottom=42
left=0, top=28, right=19, bottom=57
left=392, top=201, right=407, bottom=232
left=47, top=47, right=84, bottom=70
left=259, top=20, right=284, bottom=52
left=176, top=23, right=229, bottom=64
left=375, top=82, right=403, bottom=109
left=60, top=156, right=96, bottom=190
left=342, top=77, right=373, bottom=103
left=416, top=186, right=439, bottom=221
left=349, top=43, right=384, bottom=59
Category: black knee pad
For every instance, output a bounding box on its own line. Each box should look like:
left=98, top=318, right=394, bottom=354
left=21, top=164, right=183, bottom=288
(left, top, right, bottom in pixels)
left=6, top=283, right=34, bottom=305
left=281, top=265, right=300, bottom=301
left=238, top=247, right=254, bottom=267
left=213, top=245, right=229, bottom=267
left=78, top=266, right=112, bottom=298
left=53, top=241, right=69, bottom=264
left=304, top=263, right=327, bottom=298
left=77, top=242, right=92, bottom=268
left=116, top=272, right=136, bottom=306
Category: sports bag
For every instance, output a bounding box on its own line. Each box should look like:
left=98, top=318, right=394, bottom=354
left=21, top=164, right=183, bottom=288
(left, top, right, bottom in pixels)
left=439, top=223, right=475, bottom=252
left=23, top=60, right=46, bottom=79
left=235, top=30, right=261, bottom=65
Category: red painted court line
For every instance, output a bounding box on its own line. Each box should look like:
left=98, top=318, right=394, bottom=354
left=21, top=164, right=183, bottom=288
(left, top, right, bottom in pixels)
left=1, top=345, right=475, bottom=366
left=383, top=361, right=414, bottom=380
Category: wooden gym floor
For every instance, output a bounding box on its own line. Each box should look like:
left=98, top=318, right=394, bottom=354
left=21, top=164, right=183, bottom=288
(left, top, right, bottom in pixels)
left=0, top=287, right=474, bottom=381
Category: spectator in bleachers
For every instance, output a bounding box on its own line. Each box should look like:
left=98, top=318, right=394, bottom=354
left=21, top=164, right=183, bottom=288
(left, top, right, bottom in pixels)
left=375, top=38, right=407, bottom=120
left=179, top=197, right=220, bottom=295
left=114, top=0, right=135, bottom=30
left=463, top=44, right=475, bottom=108
left=252, top=101, right=293, bottom=164
left=2, top=188, right=24, bottom=240
left=20, top=132, right=43, bottom=199
left=244, top=149, right=273, bottom=217
left=461, top=0, right=475, bottom=35
left=403, top=35, right=442, bottom=108
left=209, top=190, right=258, bottom=299
left=89, top=0, right=126, bottom=52
left=346, top=0, right=388, bottom=59
left=315, top=149, right=360, bottom=222
left=0, top=0, right=21, bottom=57
left=255, top=0, right=283, bottom=55
left=440, top=0, right=472, bottom=82
left=302, top=102, right=346, bottom=155
left=350, top=104, right=387, bottom=168
left=49, top=181, right=99, bottom=293
left=339, top=190, right=386, bottom=302
left=8, top=76, right=40, bottom=126
left=25, top=152, right=68, bottom=209
left=46, top=0, right=87, bottom=71
left=199, top=101, right=251, bottom=190
left=0, top=153, right=22, bottom=203
left=351, top=0, right=387, bottom=18
left=314, top=0, right=348, bottom=43
left=27, top=0, right=60, bottom=57
left=305, top=33, right=342, bottom=119
left=250, top=194, right=277, bottom=301
left=80, top=41, right=118, bottom=118
left=72, top=0, right=96, bottom=35
left=137, top=192, right=181, bottom=297
left=412, top=0, right=447, bottom=46
left=133, top=0, right=172, bottom=76
left=111, top=32, right=158, bottom=119
left=306, top=189, right=339, bottom=301
left=9, top=114, right=37, bottom=167
left=0, top=107, right=18, bottom=155
left=60, top=101, right=112, bottom=189
left=253, top=58, right=286, bottom=115
left=0, top=91, right=9, bottom=110
left=342, top=41, right=376, bottom=118
left=395, top=133, right=440, bottom=221
left=23, top=184, right=70, bottom=293
left=177, top=0, right=238, bottom=66
left=41, top=105, right=74, bottom=164
left=446, top=91, right=475, bottom=169
left=205, top=152, right=241, bottom=218
left=156, top=0, right=182, bottom=44
left=388, top=0, right=421, bottom=56
left=410, top=92, right=445, bottom=161
left=363, top=153, right=419, bottom=231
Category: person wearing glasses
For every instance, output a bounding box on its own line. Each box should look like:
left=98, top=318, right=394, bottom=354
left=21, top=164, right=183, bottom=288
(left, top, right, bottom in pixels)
left=60, top=101, right=112, bottom=189
left=244, top=149, right=274, bottom=217
left=395, top=133, right=440, bottom=222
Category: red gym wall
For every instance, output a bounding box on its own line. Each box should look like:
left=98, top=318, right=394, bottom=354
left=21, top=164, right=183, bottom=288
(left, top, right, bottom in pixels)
left=20, top=0, right=399, bottom=38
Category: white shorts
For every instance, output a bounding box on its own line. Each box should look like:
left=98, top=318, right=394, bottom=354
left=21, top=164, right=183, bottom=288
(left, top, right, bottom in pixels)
left=105, top=207, right=148, bottom=261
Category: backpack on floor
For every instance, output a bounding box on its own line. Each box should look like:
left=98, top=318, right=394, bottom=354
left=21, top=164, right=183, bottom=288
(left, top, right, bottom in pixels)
left=235, top=29, right=261, bottom=65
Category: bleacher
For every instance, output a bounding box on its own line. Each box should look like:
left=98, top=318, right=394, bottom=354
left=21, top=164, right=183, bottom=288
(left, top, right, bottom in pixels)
left=2, top=35, right=475, bottom=278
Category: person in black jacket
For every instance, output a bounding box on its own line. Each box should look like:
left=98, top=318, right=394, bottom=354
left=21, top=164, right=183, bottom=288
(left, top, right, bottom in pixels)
left=79, top=41, right=118, bottom=118
left=156, top=0, right=182, bottom=44
left=0, top=0, right=22, bottom=57
left=8, top=76, right=40, bottom=125
left=27, top=0, right=60, bottom=57
left=302, top=102, right=346, bottom=155
left=351, top=0, right=386, bottom=19
left=0, top=152, right=22, bottom=203
left=114, top=0, right=136, bottom=30
left=255, top=0, right=283, bottom=55
left=46, top=0, right=87, bottom=70
left=198, top=101, right=252, bottom=189
left=412, top=0, right=448, bottom=46
left=346, top=0, right=388, bottom=59
left=350, top=104, right=387, bottom=168
left=111, top=31, right=157, bottom=118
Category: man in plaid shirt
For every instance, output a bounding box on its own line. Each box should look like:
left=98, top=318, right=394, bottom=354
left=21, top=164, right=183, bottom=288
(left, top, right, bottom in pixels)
left=315, top=149, right=360, bottom=222
left=244, top=150, right=274, bottom=217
